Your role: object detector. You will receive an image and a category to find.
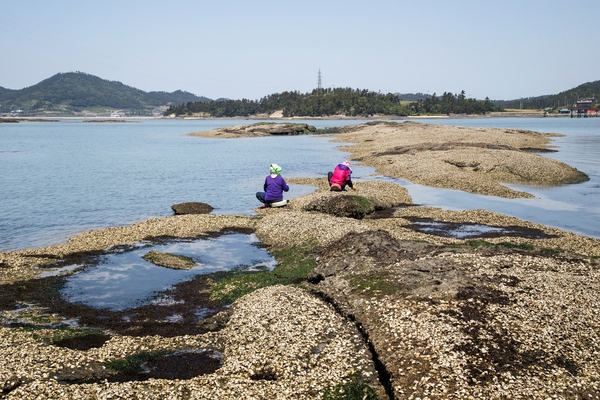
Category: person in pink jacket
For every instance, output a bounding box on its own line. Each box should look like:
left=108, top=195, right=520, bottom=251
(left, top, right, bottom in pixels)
left=327, top=161, right=355, bottom=191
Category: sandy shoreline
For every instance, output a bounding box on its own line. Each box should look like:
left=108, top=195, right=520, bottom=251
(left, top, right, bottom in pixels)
left=1, top=122, right=599, bottom=399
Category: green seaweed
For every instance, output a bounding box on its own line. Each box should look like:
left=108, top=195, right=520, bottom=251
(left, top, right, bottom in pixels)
left=498, top=242, right=535, bottom=251
left=465, top=240, right=495, bottom=248
left=349, top=273, right=396, bottom=297
left=23, top=326, right=104, bottom=344
left=209, top=241, right=318, bottom=304
left=322, top=372, right=380, bottom=400
left=348, top=195, right=374, bottom=210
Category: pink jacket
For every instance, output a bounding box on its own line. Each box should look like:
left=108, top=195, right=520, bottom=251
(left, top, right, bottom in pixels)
left=330, top=164, right=351, bottom=185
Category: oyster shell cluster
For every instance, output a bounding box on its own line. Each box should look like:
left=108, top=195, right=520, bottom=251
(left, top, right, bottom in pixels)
left=1, top=122, right=599, bottom=398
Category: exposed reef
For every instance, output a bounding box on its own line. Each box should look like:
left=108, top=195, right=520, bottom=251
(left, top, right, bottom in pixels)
left=1, top=122, right=598, bottom=398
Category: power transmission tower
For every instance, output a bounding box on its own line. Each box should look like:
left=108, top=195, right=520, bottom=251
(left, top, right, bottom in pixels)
left=317, top=69, right=322, bottom=94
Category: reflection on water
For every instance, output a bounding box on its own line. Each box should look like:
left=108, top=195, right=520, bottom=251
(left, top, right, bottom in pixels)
left=409, top=222, right=512, bottom=239
left=405, top=220, right=552, bottom=239
left=367, top=174, right=600, bottom=239
left=61, top=233, right=275, bottom=310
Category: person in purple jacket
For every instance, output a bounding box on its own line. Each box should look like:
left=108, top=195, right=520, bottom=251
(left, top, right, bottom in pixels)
left=256, top=163, right=289, bottom=208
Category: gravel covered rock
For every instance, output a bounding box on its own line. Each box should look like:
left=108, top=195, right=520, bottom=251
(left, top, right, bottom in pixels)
left=330, top=121, right=588, bottom=198
left=307, top=229, right=600, bottom=398
left=142, top=250, right=196, bottom=270
left=305, top=195, right=382, bottom=219
left=171, top=202, right=214, bottom=215
left=1, top=286, right=384, bottom=399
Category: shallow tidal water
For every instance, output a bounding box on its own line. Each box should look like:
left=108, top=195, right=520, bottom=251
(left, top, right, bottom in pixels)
left=1, top=117, right=599, bottom=252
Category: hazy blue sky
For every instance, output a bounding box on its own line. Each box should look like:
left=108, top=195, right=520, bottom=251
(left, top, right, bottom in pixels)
left=1, top=0, right=598, bottom=101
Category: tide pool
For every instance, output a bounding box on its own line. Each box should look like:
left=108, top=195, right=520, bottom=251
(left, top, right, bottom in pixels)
left=60, top=233, right=275, bottom=310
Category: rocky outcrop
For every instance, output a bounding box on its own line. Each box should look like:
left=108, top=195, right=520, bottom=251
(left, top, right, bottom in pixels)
left=305, top=194, right=384, bottom=219
left=188, top=123, right=317, bottom=138
left=251, top=122, right=316, bottom=135
left=171, top=202, right=214, bottom=215
left=142, top=250, right=196, bottom=270
left=330, top=121, right=589, bottom=198
left=307, top=228, right=600, bottom=399
left=308, top=230, right=438, bottom=282
left=283, top=179, right=413, bottom=220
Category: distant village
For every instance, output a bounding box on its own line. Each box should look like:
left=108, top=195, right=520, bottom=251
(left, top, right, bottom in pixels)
left=1, top=106, right=168, bottom=118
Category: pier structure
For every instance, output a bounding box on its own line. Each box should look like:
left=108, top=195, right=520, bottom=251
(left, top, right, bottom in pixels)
left=568, top=98, right=600, bottom=117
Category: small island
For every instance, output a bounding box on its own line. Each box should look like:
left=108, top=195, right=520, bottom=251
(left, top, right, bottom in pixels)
left=188, top=122, right=316, bottom=138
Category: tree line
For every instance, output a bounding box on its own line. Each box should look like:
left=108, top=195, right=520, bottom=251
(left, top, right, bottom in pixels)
left=164, top=88, right=501, bottom=117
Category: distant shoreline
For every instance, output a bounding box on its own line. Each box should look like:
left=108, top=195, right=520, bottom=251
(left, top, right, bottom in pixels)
left=4, top=111, right=572, bottom=122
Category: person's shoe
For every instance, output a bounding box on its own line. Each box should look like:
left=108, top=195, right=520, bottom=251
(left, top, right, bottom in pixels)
left=271, top=199, right=288, bottom=207
left=259, top=204, right=268, bottom=209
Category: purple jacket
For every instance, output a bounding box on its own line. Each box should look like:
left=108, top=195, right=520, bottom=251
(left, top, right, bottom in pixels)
left=264, top=175, right=289, bottom=201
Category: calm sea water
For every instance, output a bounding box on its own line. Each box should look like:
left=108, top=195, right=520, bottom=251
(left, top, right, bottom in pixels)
left=0, top=119, right=366, bottom=251
left=1, top=117, right=599, bottom=251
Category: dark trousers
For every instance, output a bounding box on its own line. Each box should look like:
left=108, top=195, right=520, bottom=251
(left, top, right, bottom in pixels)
left=256, top=192, right=274, bottom=205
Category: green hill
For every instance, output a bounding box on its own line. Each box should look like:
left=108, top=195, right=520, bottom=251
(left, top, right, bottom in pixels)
left=0, top=72, right=211, bottom=116
left=493, top=80, right=600, bottom=110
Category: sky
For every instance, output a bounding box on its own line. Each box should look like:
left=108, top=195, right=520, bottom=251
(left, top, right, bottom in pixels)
left=1, top=0, right=599, bottom=101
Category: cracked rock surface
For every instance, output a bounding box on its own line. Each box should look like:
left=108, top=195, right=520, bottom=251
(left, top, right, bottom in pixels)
left=307, top=228, right=600, bottom=398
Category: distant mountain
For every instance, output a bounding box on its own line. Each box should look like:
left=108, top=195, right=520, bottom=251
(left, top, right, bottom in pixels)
left=0, top=72, right=211, bottom=116
left=493, top=80, right=600, bottom=109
